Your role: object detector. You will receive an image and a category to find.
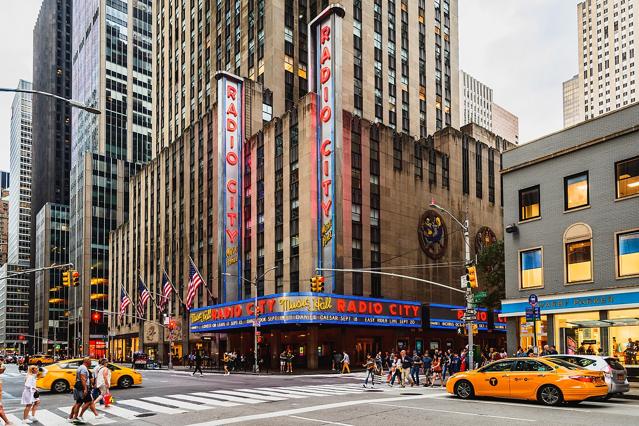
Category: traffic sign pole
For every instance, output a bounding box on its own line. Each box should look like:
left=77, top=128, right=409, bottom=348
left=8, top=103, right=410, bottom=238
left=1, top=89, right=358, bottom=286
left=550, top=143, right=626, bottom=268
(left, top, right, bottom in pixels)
left=529, top=294, right=539, bottom=354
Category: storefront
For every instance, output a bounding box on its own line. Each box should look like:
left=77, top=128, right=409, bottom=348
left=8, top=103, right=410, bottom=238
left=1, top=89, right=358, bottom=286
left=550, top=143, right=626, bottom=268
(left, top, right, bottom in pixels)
left=190, top=292, right=422, bottom=370
left=502, top=288, right=639, bottom=377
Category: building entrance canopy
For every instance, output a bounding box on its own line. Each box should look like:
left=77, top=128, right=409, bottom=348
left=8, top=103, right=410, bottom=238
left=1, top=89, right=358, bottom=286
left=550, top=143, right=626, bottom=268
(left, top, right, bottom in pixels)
left=189, top=292, right=422, bottom=333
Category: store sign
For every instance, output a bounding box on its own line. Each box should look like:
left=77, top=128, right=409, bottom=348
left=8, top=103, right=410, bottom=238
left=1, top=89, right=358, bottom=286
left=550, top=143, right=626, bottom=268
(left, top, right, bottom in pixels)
left=189, top=293, right=422, bottom=332
left=310, top=5, right=344, bottom=293
left=216, top=72, right=243, bottom=303
left=428, top=304, right=489, bottom=331
left=501, top=289, right=639, bottom=317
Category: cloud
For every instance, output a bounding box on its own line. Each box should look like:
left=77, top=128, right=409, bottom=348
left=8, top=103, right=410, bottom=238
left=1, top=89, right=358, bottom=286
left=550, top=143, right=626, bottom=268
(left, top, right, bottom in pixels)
left=459, top=0, right=578, bottom=143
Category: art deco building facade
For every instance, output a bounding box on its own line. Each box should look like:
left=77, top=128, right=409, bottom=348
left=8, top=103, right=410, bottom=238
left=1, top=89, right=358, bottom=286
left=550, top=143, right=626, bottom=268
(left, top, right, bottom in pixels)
left=153, top=0, right=459, bottom=156
left=8, top=80, right=33, bottom=267
left=109, top=80, right=512, bottom=366
left=0, top=189, right=8, bottom=267
left=69, top=0, right=153, bottom=356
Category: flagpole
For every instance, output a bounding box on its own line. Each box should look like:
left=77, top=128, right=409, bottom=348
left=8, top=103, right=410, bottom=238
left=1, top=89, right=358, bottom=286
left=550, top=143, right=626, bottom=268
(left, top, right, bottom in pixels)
left=164, top=268, right=185, bottom=305
left=189, top=256, right=215, bottom=303
left=139, top=272, right=161, bottom=311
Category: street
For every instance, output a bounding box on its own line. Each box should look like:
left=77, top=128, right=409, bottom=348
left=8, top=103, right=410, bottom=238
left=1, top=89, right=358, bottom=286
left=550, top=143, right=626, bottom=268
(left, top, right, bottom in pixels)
left=1, top=364, right=639, bottom=425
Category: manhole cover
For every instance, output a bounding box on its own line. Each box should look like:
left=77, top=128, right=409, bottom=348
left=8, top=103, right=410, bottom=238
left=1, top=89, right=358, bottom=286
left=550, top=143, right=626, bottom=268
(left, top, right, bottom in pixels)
left=135, top=413, right=157, bottom=418
left=400, top=393, right=422, bottom=396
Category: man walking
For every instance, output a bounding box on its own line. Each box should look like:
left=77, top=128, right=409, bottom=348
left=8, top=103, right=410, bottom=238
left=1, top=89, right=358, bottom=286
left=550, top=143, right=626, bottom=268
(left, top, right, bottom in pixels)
left=422, top=351, right=433, bottom=387
left=69, top=357, right=104, bottom=423
left=363, top=354, right=376, bottom=388
left=192, top=352, right=203, bottom=376
left=410, top=351, right=422, bottom=386
left=341, top=351, right=350, bottom=374
left=400, top=350, right=413, bottom=387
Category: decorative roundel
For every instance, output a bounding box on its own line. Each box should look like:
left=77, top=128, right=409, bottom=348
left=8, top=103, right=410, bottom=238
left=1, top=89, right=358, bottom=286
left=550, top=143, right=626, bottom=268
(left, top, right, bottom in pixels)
left=475, top=226, right=497, bottom=253
left=418, top=210, right=448, bottom=260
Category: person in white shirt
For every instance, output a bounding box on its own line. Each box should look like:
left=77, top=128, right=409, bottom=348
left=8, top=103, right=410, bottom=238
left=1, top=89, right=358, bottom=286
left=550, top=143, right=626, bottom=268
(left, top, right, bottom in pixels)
left=94, top=358, right=111, bottom=406
left=21, top=366, right=40, bottom=424
left=341, top=351, right=351, bottom=374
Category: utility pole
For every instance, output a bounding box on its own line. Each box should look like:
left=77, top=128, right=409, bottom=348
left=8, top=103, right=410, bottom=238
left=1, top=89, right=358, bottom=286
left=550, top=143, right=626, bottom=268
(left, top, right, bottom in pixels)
left=462, top=219, right=475, bottom=370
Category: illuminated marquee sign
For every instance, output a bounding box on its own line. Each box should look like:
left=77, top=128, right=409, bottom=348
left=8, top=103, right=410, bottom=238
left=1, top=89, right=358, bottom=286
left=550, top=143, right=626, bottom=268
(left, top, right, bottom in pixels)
left=216, top=72, right=243, bottom=303
left=189, top=293, right=422, bottom=332
left=428, top=304, right=489, bottom=331
left=310, top=5, right=344, bottom=293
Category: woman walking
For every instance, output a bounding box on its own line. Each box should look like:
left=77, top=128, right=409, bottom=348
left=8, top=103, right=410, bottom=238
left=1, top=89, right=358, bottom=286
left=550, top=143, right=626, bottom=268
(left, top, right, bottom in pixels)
left=0, top=361, right=14, bottom=425
left=431, top=356, right=443, bottom=387
left=94, top=359, right=111, bottom=406
left=21, top=366, right=40, bottom=424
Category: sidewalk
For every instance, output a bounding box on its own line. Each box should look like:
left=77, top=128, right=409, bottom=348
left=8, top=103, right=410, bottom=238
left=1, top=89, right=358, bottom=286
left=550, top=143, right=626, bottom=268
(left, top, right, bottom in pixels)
left=139, top=365, right=366, bottom=376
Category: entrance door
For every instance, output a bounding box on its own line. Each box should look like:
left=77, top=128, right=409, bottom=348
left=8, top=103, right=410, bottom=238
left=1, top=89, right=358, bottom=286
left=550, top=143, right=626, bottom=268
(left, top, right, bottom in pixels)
left=474, top=360, right=514, bottom=398
left=355, top=339, right=374, bottom=364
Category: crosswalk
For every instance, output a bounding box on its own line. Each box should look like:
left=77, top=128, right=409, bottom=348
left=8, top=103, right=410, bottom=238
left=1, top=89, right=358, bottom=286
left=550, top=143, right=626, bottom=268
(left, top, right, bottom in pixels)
left=3, top=382, right=411, bottom=425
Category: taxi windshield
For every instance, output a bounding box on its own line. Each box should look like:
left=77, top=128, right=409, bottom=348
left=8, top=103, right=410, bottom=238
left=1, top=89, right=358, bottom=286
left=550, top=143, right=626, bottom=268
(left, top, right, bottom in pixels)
left=544, top=358, right=580, bottom=370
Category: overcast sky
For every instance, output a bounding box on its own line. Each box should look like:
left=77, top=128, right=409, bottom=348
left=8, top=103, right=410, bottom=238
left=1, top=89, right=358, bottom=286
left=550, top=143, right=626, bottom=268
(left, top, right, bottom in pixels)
left=0, top=1, right=579, bottom=172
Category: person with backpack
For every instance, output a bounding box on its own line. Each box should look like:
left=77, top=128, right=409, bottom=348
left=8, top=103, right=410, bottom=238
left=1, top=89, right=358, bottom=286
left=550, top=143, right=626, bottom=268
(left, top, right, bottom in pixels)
left=362, top=354, right=376, bottom=388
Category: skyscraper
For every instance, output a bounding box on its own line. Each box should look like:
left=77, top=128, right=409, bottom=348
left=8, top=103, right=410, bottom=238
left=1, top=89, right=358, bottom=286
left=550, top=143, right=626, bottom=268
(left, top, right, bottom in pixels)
left=562, top=74, right=584, bottom=127
left=0, top=189, right=8, bottom=266
left=69, top=0, right=153, bottom=356
left=0, top=171, right=8, bottom=190
left=0, top=264, right=30, bottom=353
left=154, top=0, right=459, bottom=156
left=571, top=0, right=638, bottom=122
left=8, top=80, right=33, bottom=267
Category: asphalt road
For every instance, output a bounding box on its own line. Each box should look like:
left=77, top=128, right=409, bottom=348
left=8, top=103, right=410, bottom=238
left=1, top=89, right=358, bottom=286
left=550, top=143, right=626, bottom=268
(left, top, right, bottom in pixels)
left=1, top=364, right=639, bottom=425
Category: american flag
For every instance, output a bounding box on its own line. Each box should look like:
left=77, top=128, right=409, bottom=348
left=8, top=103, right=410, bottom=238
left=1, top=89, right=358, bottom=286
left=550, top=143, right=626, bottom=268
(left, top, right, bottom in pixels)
left=186, top=258, right=204, bottom=310
left=137, top=278, right=150, bottom=318
left=119, top=287, right=131, bottom=321
left=159, top=271, right=173, bottom=312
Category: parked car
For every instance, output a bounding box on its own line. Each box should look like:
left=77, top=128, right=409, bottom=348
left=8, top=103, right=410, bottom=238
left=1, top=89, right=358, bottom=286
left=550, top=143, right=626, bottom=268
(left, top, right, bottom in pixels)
left=446, top=357, right=608, bottom=406
left=28, top=354, right=55, bottom=366
left=544, top=354, right=630, bottom=397
left=37, top=358, right=143, bottom=393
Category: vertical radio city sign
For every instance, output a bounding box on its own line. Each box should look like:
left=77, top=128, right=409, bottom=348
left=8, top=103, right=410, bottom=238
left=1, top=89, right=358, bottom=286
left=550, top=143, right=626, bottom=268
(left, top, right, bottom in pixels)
left=216, top=72, right=243, bottom=303
left=309, top=5, right=345, bottom=293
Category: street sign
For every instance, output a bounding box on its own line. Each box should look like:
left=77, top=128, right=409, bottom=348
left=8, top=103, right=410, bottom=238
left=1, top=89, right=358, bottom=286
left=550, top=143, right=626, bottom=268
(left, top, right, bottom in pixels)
left=465, top=308, right=476, bottom=315
left=475, top=291, right=488, bottom=299
left=528, top=294, right=538, bottom=305
left=525, top=306, right=541, bottom=321
left=55, top=344, right=61, bottom=350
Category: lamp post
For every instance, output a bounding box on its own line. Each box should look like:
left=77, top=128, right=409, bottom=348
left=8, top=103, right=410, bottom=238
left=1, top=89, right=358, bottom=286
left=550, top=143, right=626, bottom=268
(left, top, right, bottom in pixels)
left=224, top=265, right=277, bottom=373
left=430, top=200, right=475, bottom=370
left=0, top=87, right=101, bottom=114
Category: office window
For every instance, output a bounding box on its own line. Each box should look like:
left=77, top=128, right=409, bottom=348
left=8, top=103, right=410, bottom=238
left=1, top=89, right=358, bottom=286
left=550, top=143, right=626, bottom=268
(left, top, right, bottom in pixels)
left=519, top=185, right=540, bottom=221
left=564, top=171, right=589, bottom=210
left=617, top=229, right=639, bottom=277
left=520, top=248, right=543, bottom=289
left=564, top=223, right=593, bottom=284
left=616, top=156, right=639, bottom=198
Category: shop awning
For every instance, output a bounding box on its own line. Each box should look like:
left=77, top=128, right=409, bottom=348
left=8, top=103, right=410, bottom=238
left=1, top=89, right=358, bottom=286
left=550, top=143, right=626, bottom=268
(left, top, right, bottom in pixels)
left=567, top=318, right=639, bottom=328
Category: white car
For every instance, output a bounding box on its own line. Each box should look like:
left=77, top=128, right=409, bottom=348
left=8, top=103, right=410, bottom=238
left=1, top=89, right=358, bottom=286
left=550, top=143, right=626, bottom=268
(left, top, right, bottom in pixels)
left=544, top=354, right=630, bottom=397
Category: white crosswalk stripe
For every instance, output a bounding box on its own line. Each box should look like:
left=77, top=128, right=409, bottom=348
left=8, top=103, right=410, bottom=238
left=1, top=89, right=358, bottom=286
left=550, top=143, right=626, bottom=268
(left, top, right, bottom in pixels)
left=6, top=414, right=26, bottom=425
left=14, top=382, right=416, bottom=425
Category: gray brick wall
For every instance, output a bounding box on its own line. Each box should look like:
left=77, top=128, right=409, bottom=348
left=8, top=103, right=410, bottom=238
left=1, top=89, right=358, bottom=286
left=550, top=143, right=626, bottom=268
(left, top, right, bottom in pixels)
left=502, top=113, right=639, bottom=301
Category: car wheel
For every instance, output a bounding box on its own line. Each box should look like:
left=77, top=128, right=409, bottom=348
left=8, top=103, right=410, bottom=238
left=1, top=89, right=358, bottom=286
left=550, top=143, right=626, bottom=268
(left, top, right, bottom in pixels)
left=52, top=379, right=70, bottom=393
left=454, top=380, right=474, bottom=399
left=118, top=375, right=133, bottom=389
left=538, top=385, right=563, bottom=406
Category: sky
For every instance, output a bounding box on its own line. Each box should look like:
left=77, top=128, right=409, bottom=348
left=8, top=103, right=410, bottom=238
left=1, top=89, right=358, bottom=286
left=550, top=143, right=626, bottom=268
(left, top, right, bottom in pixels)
left=0, top=1, right=579, bottom=171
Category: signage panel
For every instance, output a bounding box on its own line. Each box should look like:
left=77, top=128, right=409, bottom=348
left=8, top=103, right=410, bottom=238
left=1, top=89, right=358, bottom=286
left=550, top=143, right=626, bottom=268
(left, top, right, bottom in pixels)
left=216, top=72, right=243, bottom=303
left=190, top=293, right=421, bottom=332
left=428, top=304, right=490, bottom=331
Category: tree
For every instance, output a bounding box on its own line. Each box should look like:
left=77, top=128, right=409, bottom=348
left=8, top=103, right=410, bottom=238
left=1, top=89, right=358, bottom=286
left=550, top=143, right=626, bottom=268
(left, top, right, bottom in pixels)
left=476, top=240, right=505, bottom=310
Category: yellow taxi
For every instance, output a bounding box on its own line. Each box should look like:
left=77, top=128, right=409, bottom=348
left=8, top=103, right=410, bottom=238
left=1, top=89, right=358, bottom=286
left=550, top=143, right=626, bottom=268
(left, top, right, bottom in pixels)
left=37, top=358, right=143, bottom=393
left=446, top=357, right=608, bottom=406
left=28, top=355, right=55, bottom=366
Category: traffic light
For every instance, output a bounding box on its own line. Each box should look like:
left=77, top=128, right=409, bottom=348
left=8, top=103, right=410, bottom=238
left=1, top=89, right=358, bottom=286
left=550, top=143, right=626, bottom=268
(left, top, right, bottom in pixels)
left=18, top=335, right=25, bottom=341
left=466, top=266, right=478, bottom=288
left=310, top=275, right=325, bottom=292
left=72, top=270, right=81, bottom=287
left=62, top=270, right=71, bottom=287
left=91, top=311, right=102, bottom=323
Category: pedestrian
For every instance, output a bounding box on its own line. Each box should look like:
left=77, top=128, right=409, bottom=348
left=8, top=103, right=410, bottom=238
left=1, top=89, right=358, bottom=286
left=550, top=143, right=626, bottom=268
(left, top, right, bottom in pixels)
left=280, top=350, right=287, bottom=373
left=400, top=350, right=413, bottom=387
left=432, top=356, right=442, bottom=386
left=193, top=351, right=203, bottom=376
left=548, top=345, right=558, bottom=355
left=0, top=361, right=14, bottom=425
left=223, top=353, right=230, bottom=375
left=286, top=350, right=294, bottom=374
left=363, top=354, right=376, bottom=388
left=389, top=354, right=402, bottom=386
left=341, top=351, right=350, bottom=374
left=450, top=352, right=461, bottom=375
left=375, top=351, right=383, bottom=375
left=94, top=359, right=111, bottom=407
left=69, top=357, right=104, bottom=423
left=21, top=366, right=40, bottom=424
left=421, top=352, right=432, bottom=387
left=410, top=351, right=422, bottom=386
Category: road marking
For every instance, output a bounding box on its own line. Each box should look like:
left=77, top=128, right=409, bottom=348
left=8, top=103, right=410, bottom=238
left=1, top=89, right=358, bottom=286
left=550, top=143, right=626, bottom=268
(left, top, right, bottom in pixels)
left=372, top=402, right=535, bottom=422
left=57, top=406, right=117, bottom=424
left=289, top=415, right=354, bottom=426
left=168, top=393, right=240, bottom=407
left=265, top=387, right=337, bottom=397
left=96, top=404, right=144, bottom=420
left=118, top=399, right=187, bottom=414
left=239, top=388, right=307, bottom=398
left=33, top=409, right=70, bottom=425
left=185, top=392, right=441, bottom=425
left=193, top=391, right=265, bottom=404
left=142, top=396, right=211, bottom=410
left=284, top=386, right=350, bottom=395
left=210, top=389, right=286, bottom=401
left=432, top=394, right=593, bottom=412
left=6, top=414, right=26, bottom=425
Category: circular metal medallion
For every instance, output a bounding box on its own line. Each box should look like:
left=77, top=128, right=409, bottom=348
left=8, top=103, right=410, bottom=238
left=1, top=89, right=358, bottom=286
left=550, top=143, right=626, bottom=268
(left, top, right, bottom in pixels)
left=475, top=226, right=497, bottom=253
left=418, top=210, right=448, bottom=260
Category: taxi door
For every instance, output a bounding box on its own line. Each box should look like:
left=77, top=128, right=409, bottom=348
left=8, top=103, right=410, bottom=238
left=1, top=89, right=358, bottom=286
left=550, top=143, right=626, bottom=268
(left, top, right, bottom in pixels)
left=474, top=360, right=514, bottom=397
left=509, top=359, right=555, bottom=399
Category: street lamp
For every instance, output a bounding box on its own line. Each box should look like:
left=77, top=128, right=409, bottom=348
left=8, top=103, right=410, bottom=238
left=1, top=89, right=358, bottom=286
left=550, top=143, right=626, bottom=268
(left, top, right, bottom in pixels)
left=223, top=265, right=277, bottom=373
left=430, top=199, right=476, bottom=370
left=0, top=87, right=101, bottom=115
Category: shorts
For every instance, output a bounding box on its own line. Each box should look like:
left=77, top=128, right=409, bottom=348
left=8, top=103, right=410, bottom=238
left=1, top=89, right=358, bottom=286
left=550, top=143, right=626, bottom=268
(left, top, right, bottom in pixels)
left=280, top=361, right=285, bottom=366
left=73, top=389, right=93, bottom=404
